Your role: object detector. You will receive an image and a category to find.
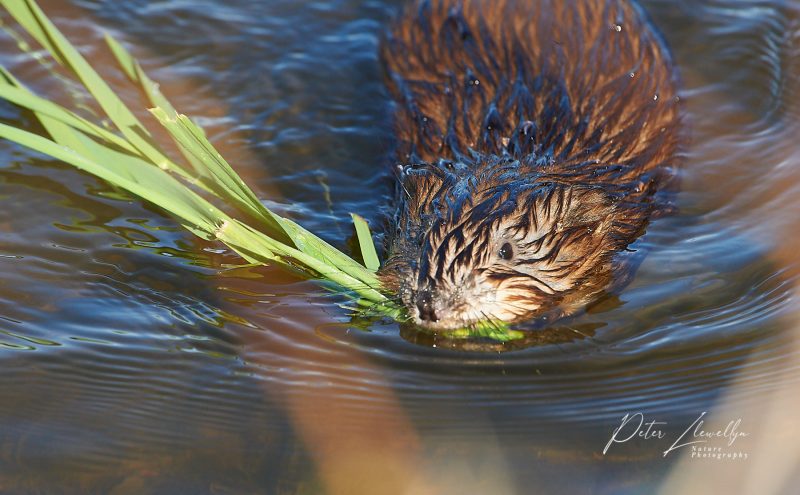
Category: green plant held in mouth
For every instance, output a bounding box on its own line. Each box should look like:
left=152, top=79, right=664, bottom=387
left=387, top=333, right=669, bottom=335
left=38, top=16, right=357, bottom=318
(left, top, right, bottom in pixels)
left=0, top=0, right=523, bottom=342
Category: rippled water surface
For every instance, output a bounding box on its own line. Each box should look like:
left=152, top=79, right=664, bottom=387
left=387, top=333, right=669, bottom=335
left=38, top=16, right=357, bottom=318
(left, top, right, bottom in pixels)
left=1, top=0, right=800, bottom=493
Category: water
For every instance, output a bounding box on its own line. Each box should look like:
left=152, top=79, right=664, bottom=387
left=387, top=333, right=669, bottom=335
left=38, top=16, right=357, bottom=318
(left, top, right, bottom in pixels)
left=1, top=0, right=799, bottom=493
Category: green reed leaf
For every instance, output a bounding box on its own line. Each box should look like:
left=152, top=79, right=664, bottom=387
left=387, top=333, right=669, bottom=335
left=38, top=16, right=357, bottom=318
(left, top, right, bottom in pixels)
left=445, top=321, right=526, bottom=342
left=350, top=214, right=381, bottom=272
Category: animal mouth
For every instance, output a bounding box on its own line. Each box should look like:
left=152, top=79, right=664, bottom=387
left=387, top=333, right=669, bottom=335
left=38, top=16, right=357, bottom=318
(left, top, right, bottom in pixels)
left=407, top=279, right=503, bottom=330
left=411, top=301, right=490, bottom=331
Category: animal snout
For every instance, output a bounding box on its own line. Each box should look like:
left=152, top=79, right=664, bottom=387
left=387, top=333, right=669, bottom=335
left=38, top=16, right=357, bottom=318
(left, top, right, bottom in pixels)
left=416, top=288, right=439, bottom=322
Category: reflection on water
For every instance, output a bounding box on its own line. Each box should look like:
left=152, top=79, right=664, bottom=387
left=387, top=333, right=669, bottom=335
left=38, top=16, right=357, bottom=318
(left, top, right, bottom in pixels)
left=1, top=0, right=799, bottom=493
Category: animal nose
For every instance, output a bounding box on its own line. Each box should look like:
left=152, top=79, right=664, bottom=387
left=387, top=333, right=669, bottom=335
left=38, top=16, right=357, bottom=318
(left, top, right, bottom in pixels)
left=416, top=289, right=438, bottom=322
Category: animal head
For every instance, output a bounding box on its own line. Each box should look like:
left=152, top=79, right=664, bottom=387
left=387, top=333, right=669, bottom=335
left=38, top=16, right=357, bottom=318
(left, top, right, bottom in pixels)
left=380, top=158, right=641, bottom=330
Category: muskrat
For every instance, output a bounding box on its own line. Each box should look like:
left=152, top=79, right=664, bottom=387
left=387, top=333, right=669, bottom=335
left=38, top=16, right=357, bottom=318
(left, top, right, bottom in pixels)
left=377, top=0, right=682, bottom=330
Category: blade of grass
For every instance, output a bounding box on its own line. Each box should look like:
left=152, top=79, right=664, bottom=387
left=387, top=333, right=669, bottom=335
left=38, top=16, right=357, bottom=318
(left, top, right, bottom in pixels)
left=350, top=214, right=380, bottom=272
left=445, top=321, right=525, bottom=342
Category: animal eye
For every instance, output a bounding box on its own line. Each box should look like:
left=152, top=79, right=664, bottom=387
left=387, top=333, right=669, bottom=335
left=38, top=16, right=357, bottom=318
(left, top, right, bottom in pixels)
left=498, top=242, right=514, bottom=261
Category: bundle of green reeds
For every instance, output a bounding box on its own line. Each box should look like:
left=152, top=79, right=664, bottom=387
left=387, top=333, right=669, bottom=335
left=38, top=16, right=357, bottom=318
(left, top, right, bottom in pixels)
left=0, top=0, right=521, bottom=341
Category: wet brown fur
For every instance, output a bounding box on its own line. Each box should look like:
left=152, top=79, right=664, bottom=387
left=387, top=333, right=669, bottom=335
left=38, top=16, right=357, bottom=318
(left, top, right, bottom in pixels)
left=378, top=0, right=683, bottom=329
